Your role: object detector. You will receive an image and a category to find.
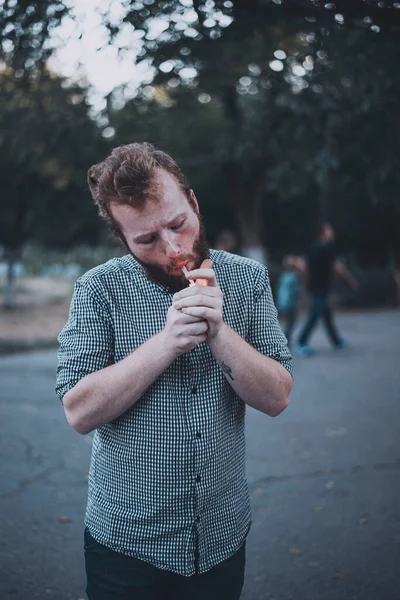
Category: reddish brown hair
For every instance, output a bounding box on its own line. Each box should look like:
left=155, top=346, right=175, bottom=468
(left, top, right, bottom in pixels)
left=87, top=142, right=191, bottom=236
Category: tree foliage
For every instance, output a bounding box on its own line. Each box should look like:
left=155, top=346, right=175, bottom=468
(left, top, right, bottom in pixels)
left=0, top=1, right=107, bottom=255
left=0, top=69, right=107, bottom=253
left=1, top=0, right=399, bottom=270
left=0, top=1, right=107, bottom=305
left=0, top=0, right=69, bottom=73
left=105, top=0, right=400, bottom=264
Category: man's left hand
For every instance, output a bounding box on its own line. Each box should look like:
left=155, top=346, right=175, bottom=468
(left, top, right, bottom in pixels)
left=172, top=259, right=223, bottom=340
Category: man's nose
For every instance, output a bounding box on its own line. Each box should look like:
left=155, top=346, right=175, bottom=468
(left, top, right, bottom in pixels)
left=164, top=234, right=180, bottom=258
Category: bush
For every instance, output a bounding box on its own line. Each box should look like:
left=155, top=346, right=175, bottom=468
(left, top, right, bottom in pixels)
left=21, top=243, right=124, bottom=276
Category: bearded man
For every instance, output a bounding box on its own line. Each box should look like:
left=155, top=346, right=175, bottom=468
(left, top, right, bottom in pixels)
left=56, top=143, right=293, bottom=600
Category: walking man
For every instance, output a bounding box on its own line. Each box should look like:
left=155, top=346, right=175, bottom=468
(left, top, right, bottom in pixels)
left=295, top=223, right=358, bottom=357
left=56, top=143, right=293, bottom=600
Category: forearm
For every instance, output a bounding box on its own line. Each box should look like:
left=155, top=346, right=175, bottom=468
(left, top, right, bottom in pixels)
left=335, top=263, right=357, bottom=288
left=63, top=330, right=176, bottom=434
left=207, top=323, right=292, bottom=416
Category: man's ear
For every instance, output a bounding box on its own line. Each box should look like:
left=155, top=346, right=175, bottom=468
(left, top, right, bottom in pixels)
left=189, top=189, right=200, bottom=213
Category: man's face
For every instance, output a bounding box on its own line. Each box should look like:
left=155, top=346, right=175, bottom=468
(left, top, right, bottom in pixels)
left=109, top=169, right=209, bottom=291
left=321, top=224, right=335, bottom=243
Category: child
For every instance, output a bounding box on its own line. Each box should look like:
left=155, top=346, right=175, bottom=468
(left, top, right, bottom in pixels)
left=276, top=255, right=303, bottom=346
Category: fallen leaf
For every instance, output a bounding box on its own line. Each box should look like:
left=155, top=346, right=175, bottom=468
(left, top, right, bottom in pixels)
left=315, top=506, right=324, bottom=512
left=288, top=547, right=302, bottom=556
left=334, top=573, right=345, bottom=580
left=325, top=481, right=335, bottom=490
left=358, top=517, right=368, bottom=525
left=58, top=516, right=71, bottom=524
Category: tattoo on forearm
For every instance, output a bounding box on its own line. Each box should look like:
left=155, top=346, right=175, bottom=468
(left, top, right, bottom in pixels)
left=220, top=361, right=234, bottom=381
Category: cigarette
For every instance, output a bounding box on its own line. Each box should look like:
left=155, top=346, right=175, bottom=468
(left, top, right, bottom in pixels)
left=181, top=265, right=195, bottom=286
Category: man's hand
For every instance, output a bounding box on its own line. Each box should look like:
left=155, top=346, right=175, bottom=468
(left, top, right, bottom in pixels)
left=172, top=259, right=224, bottom=341
left=163, top=305, right=208, bottom=356
left=334, top=262, right=359, bottom=291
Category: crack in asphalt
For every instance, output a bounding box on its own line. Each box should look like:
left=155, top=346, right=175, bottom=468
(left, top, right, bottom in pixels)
left=23, top=437, right=43, bottom=466
left=249, top=459, right=400, bottom=490
left=0, top=460, right=65, bottom=499
left=2, top=455, right=399, bottom=499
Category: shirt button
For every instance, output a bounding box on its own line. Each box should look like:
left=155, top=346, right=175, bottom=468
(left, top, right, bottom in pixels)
left=196, top=431, right=201, bottom=439
left=191, top=386, right=197, bottom=395
left=195, top=475, right=201, bottom=483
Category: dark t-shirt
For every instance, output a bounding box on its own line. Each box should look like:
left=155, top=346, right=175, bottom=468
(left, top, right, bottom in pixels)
left=306, top=242, right=336, bottom=294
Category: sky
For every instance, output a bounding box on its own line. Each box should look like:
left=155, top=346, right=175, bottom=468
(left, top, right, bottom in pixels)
left=46, top=0, right=234, bottom=112
left=46, top=0, right=308, bottom=113
left=48, top=0, right=153, bottom=112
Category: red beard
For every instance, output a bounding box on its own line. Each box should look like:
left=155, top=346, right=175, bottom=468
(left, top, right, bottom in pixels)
left=133, top=215, right=210, bottom=292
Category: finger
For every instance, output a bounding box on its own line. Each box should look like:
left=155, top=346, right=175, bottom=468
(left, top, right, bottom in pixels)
left=174, top=295, right=218, bottom=310
left=171, top=307, right=204, bottom=323
left=188, top=333, right=208, bottom=345
left=181, top=306, right=216, bottom=320
left=197, top=258, right=213, bottom=285
left=185, top=268, right=217, bottom=287
left=173, top=286, right=219, bottom=301
left=186, top=321, right=209, bottom=335
left=176, top=312, right=204, bottom=324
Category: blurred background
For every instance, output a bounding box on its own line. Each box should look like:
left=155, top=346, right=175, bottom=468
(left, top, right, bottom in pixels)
left=0, top=1, right=400, bottom=599
left=1, top=0, right=400, bottom=348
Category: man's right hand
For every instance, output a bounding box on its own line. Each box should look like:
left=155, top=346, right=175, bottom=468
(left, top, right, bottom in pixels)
left=163, top=305, right=208, bottom=356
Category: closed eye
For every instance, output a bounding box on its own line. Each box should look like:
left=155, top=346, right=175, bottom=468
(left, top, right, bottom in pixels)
left=171, top=219, right=185, bottom=231
left=140, top=236, right=156, bottom=245
left=138, top=218, right=185, bottom=244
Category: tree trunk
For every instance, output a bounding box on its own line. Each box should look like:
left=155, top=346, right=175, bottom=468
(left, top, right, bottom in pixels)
left=221, top=85, right=269, bottom=264
left=236, top=197, right=268, bottom=265
left=4, top=255, right=16, bottom=309
left=223, top=158, right=269, bottom=265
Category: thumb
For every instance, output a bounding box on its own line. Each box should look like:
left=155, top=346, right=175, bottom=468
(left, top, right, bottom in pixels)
left=196, top=258, right=213, bottom=286
left=200, top=258, right=213, bottom=269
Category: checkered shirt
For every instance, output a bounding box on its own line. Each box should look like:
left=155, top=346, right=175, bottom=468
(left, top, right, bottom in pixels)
left=56, top=249, right=293, bottom=576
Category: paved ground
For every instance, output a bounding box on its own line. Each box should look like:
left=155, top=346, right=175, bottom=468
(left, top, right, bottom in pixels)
left=0, top=310, right=399, bottom=600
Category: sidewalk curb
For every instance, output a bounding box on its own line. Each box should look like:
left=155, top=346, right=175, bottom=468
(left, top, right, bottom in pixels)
left=0, top=339, right=58, bottom=355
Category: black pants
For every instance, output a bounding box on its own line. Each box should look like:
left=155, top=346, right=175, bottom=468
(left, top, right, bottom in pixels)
left=298, top=293, right=341, bottom=346
left=84, top=527, right=246, bottom=600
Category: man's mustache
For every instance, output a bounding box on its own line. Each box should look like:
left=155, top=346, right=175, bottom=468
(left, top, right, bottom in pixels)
left=167, top=254, right=196, bottom=274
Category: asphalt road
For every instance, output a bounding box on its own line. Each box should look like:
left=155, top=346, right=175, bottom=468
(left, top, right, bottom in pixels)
left=0, top=310, right=399, bottom=600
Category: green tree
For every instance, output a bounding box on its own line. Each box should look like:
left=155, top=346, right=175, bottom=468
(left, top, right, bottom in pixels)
left=0, top=0, right=69, bottom=73
left=0, top=69, right=106, bottom=297
left=0, top=1, right=109, bottom=307
left=0, top=0, right=69, bottom=306
left=105, top=0, right=400, bottom=266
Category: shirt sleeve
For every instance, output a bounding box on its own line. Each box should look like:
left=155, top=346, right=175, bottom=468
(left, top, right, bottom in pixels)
left=247, top=265, right=293, bottom=377
left=56, top=279, right=115, bottom=401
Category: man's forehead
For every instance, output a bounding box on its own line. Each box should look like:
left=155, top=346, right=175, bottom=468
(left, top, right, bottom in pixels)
left=154, top=168, right=184, bottom=198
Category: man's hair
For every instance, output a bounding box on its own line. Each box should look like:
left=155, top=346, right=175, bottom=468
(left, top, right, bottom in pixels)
left=87, top=142, right=191, bottom=236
